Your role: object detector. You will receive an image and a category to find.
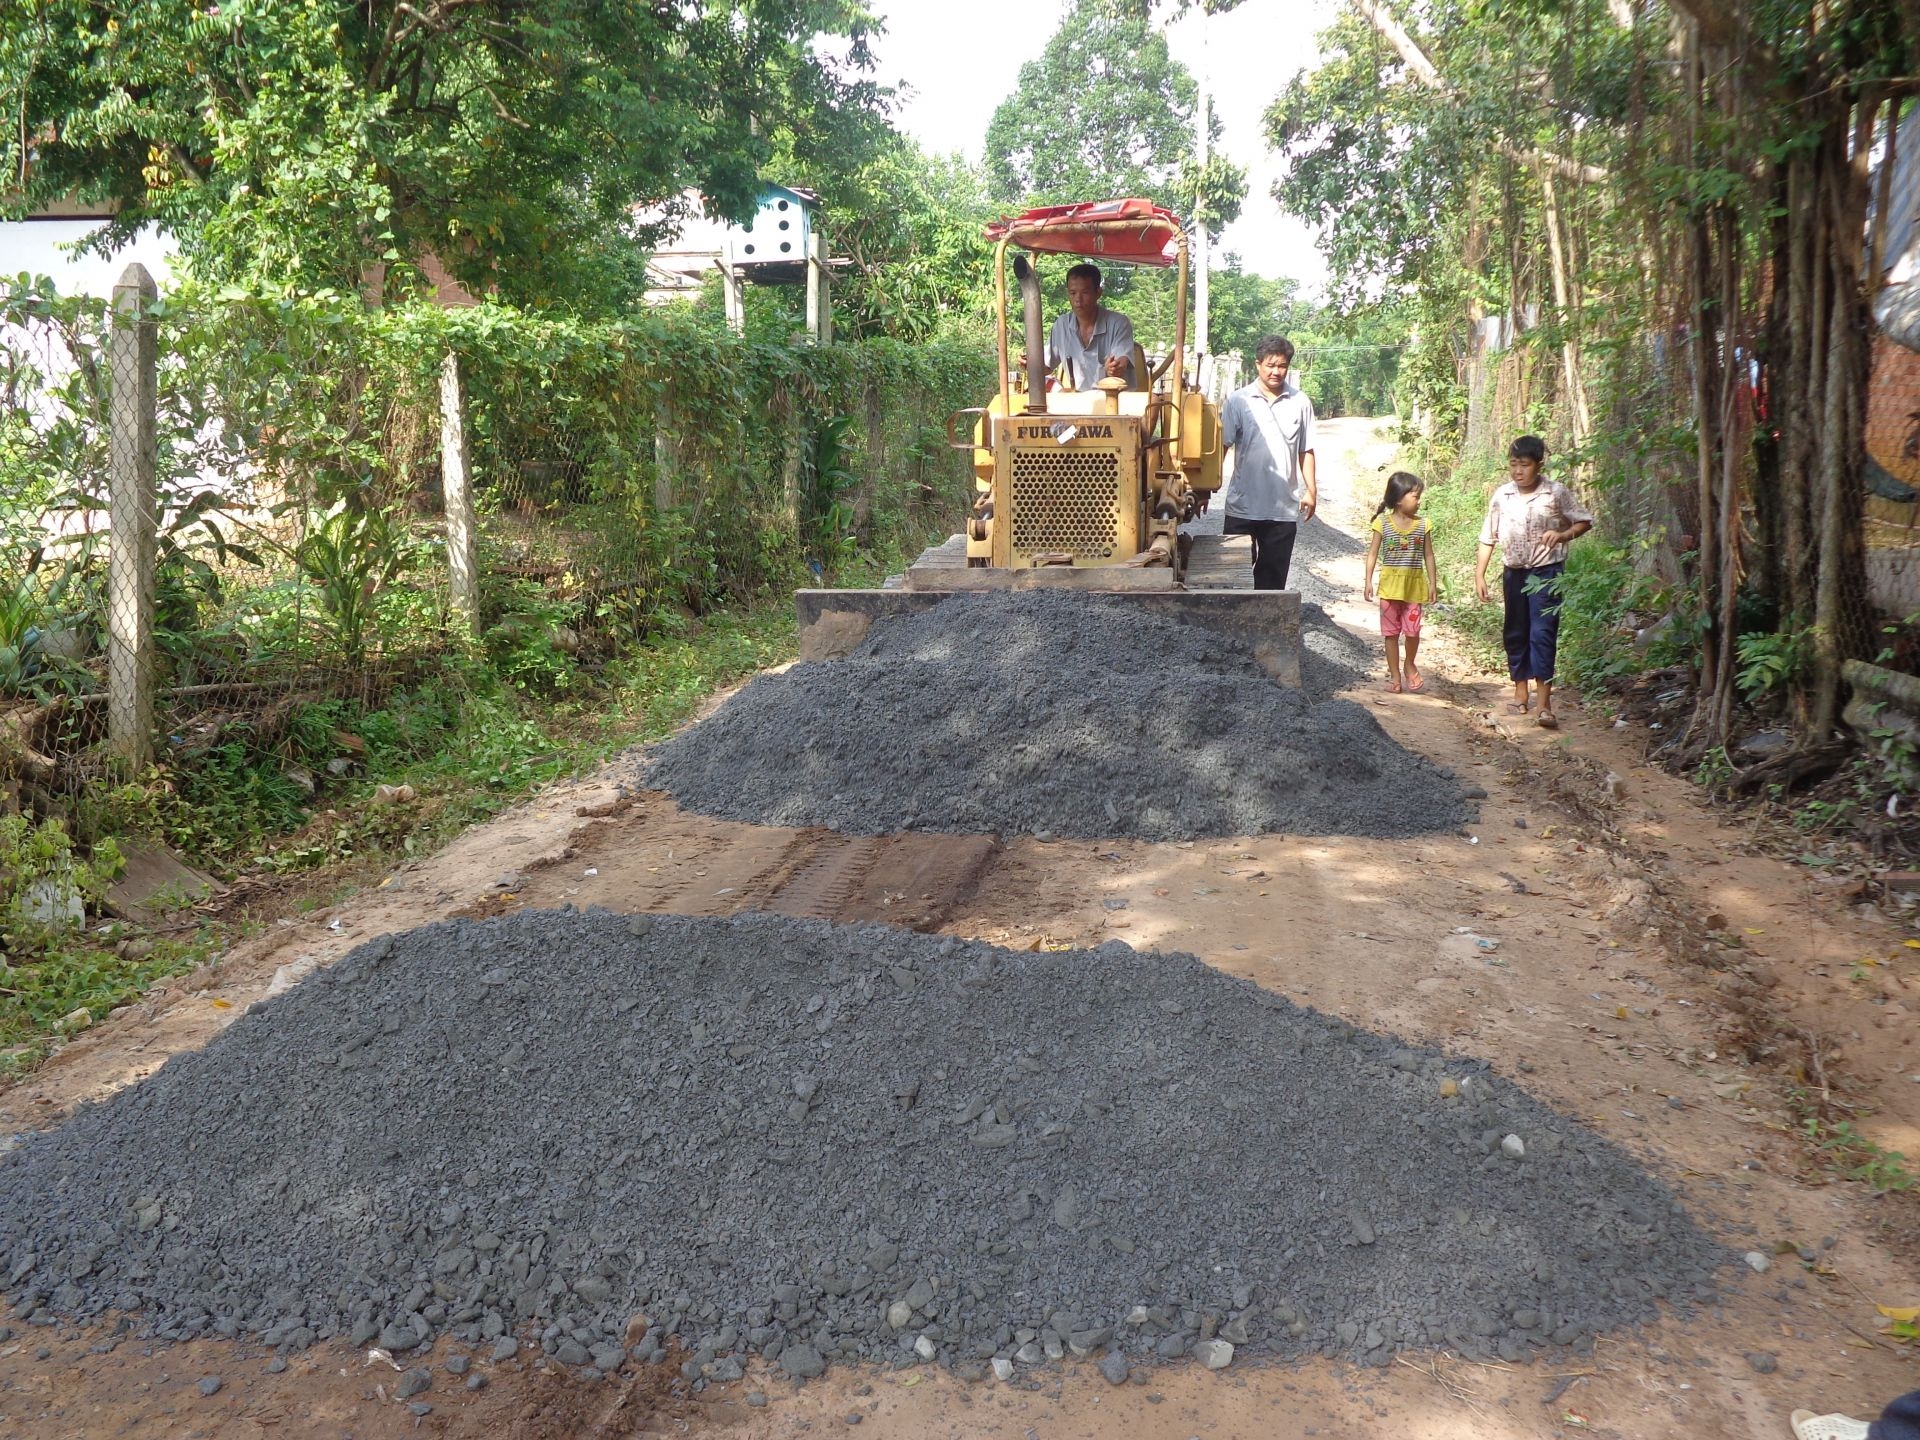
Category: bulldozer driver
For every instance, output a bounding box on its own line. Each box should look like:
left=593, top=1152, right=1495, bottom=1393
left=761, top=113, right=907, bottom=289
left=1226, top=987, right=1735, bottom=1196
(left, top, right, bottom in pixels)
left=1041, top=263, right=1137, bottom=391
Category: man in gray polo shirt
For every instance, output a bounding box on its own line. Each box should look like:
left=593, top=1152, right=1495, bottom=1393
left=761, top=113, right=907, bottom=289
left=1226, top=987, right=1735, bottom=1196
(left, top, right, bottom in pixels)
left=1044, top=263, right=1136, bottom=390
left=1213, top=334, right=1316, bottom=590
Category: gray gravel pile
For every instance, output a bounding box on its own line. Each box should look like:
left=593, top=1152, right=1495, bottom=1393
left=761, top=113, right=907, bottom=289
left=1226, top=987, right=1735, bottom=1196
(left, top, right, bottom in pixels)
left=642, top=590, right=1464, bottom=840
left=0, top=913, right=1723, bottom=1378
left=1182, top=512, right=1376, bottom=692
left=1300, top=599, right=1373, bottom=695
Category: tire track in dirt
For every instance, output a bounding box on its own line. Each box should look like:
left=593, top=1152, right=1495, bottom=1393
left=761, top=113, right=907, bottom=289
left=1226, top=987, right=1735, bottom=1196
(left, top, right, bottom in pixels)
left=480, top=790, right=1003, bottom=934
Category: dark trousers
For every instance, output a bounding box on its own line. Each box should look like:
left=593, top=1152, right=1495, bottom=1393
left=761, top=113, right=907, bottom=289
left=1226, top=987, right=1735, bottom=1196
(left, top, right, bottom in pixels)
left=1224, top=516, right=1298, bottom=591
left=1872, top=1389, right=1920, bottom=1440
left=1501, top=562, right=1564, bottom=683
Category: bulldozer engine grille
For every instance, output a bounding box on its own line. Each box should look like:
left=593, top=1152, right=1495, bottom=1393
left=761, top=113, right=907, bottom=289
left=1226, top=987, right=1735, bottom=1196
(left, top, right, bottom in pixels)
left=1009, top=449, right=1122, bottom=558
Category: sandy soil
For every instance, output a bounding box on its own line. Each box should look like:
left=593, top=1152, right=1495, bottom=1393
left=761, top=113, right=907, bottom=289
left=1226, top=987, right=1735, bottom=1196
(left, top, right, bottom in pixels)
left=1, top=418, right=1915, bottom=1440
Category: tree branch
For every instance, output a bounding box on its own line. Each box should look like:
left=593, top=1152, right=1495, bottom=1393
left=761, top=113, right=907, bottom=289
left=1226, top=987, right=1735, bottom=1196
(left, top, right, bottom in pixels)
left=1348, top=0, right=1609, bottom=182
left=166, top=143, right=206, bottom=185
left=1350, top=0, right=1442, bottom=86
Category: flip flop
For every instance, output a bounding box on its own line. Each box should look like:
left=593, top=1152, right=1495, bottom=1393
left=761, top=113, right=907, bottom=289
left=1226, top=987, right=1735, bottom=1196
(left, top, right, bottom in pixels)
left=1791, top=1412, right=1870, bottom=1440
left=1382, top=679, right=1403, bottom=694
left=1406, top=671, right=1425, bottom=692
left=1537, top=712, right=1559, bottom=729
left=1503, top=702, right=1529, bottom=714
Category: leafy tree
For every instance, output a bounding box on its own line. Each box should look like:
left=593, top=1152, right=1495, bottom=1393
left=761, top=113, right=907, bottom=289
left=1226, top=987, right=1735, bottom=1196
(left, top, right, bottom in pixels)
left=1, top=0, right=884, bottom=306
left=1206, top=258, right=1305, bottom=363
left=1270, top=0, right=1915, bottom=742
left=1204, top=255, right=1405, bottom=415
left=984, top=9, right=1242, bottom=226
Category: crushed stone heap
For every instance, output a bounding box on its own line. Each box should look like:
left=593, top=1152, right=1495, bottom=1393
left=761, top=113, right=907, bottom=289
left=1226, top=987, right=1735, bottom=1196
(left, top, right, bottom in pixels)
left=0, top=913, right=1723, bottom=1378
left=642, top=590, right=1466, bottom=840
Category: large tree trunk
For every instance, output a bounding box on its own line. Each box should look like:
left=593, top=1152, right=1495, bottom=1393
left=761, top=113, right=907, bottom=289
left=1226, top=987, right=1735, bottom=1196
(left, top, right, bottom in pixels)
left=1542, top=170, right=1593, bottom=449
left=1710, top=203, right=1743, bottom=743
left=1807, top=101, right=1877, bottom=738
left=1780, top=151, right=1816, bottom=650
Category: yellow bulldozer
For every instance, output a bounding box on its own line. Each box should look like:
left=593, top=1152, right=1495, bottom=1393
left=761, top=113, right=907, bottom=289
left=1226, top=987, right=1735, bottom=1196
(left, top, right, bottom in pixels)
left=796, top=198, right=1302, bottom=685
left=957, top=198, right=1221, bottom=578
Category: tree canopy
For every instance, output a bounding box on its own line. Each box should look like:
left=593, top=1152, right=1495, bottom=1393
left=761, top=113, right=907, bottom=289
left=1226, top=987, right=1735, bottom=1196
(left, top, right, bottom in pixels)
left=983, top=8, right=1242, bottom=227
left=1, top=0, right=885, bottom=305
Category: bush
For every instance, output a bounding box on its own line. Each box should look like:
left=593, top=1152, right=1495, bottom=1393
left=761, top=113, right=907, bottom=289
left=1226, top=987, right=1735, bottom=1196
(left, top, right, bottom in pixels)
left=0, top=815, right=119, bottom=960
left=1554, top=540, right=1688, bottom=694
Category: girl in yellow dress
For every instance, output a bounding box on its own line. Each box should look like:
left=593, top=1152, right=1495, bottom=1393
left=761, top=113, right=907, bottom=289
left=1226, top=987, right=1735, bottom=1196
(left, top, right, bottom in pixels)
left=1362, top=472, right=1441, bottom=694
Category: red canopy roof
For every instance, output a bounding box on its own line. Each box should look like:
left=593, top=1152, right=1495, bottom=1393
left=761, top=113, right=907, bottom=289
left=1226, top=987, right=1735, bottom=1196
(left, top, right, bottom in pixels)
left=982, top=199, right=1184, bottom=268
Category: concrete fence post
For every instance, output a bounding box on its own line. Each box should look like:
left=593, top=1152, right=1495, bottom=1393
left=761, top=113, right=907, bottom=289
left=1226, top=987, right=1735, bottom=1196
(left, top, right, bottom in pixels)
left=653, top=401, right=678, bottom=514
left=718, top=258, right=745, bottom=336
left=781, top=395, right=804, bottom=537
left=439, top=350, right=480, bottom=640
left=806, top=231, right=831, bottom=346
left=107, top=262, right=158, bottom=773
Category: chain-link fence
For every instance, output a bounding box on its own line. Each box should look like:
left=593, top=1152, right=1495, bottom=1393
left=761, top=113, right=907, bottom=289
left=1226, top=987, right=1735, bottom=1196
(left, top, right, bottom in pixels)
left=2, top=273, right=458, bottom=846
left=0, top=277, right=986, bottom=856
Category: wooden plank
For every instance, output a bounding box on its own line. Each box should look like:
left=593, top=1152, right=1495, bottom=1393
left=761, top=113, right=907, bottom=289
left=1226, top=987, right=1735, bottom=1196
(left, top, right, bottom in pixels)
left=103, top=839, right=228, bottom=925
left=1015, top=567, right=1176, bottom=591
left=907, top=567, right=1015, bottom=592
left=909, top=534, right=969, bottom=569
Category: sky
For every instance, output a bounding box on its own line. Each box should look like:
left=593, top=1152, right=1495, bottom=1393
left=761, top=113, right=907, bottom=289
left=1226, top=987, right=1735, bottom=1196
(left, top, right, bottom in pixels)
left=0, top=220, right=174, bottom=300
left=868, top=0, right=1340, bottom=290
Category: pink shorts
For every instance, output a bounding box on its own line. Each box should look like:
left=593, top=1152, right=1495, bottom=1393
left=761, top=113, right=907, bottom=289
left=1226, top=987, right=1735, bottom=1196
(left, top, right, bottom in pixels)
left=1379, top=599, right=1423, bottom=638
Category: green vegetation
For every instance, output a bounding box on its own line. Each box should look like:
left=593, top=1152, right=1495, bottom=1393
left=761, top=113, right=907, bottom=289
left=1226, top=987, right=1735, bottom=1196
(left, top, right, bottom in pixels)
left=0, top=814, right=189, bottom=1074
left=1271, top=0, right=1916, bottom=760
left=1798, top=1111, right=1917, bottom=1195
left=0, top=281, right=984, bottom=1074
left=1, top=1, right=884, bottom=306
left=986, top=8, right=1242, bottom=227
left=109, top=599, right=804, bottom=875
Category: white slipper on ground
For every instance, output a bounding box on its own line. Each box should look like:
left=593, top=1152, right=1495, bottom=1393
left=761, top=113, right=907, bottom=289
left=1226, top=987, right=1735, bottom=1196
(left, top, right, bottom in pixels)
left=1791, top=1409, right=1870, bottom=1440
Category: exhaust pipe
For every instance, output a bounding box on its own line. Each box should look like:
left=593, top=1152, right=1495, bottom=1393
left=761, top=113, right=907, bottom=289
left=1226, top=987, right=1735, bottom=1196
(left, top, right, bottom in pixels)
left=1014, top=255, right=1047, bottom=412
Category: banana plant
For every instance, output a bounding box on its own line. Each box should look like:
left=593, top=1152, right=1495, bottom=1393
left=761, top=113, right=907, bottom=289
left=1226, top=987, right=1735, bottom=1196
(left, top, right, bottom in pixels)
left=222, top=498, right=421, bottom=670
left=289, top=502, right=418, bottom=670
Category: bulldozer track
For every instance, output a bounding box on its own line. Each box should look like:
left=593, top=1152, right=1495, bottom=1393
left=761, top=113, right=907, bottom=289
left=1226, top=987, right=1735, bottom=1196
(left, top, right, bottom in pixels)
left=757, top=831, right=880, bottom=921
left=476, top=790, right=1001, bottom=934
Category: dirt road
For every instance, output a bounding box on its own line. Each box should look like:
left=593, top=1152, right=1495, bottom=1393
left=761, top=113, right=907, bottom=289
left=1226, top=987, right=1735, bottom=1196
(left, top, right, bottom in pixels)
left=1, top=418, right=1915, bottom=1439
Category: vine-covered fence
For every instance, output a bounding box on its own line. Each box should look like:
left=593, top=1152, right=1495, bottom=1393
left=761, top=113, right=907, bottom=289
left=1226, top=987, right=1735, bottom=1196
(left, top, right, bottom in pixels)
left=0, top=270, right=988, bottom=819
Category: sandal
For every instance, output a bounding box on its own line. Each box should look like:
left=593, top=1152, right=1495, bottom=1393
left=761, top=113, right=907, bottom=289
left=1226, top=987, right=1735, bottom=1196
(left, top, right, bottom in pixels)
left=1537, top=711, right=1559, bottom=730
left=1381, top=679, right=1403, bottom=694
left=1503, top=701, right=1529, bottom=715
left=1791, top=1412, right=1870, bottom=1440
left=1406, top=670, right=1425, bottom=692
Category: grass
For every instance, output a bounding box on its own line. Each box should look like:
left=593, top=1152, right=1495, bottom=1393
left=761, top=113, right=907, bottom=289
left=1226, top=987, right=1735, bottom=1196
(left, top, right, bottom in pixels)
left=0, top=815, right=229, bottom=1074
left=164, top=599, right=803, bottom=879
left=1786, top=1083, right=1918, bottom=1195
left=1800, top=1114, right=1917, bottom=1194
left=0, top=929, right=227, bottom=1076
